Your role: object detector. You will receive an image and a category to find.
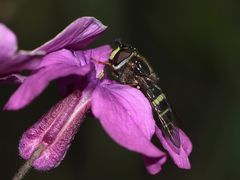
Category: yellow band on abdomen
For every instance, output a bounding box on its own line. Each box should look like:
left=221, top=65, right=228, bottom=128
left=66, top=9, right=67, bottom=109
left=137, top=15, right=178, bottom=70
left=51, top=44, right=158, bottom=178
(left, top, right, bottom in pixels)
left=152, top=93, right=166, bottom=106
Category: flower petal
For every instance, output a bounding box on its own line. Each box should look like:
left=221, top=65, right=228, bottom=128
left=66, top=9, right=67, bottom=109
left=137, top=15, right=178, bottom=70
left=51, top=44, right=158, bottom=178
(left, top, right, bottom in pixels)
left=4, top=63, right=91, bottom=110
left=19, top=90, right=92, bottom=170
left=38, top=49, right=81, bottom=68
left=81, top=45, right=112, bottom=77
left=42, top=46, right=111, bottom=96
left=0, top=25, right=43, bottom=76
left=0, top=50, right=44, bottom=77
left=156, top=127, right=192, bottom=169
left=39, top=45, right=112, bottom=76
left=35, top=17, right=107, bottom=53
left=0, top=23, right=17, bottom=60
left=91, top=79, right=165, bottom=158
left=143, top=155, right=167, bottom=175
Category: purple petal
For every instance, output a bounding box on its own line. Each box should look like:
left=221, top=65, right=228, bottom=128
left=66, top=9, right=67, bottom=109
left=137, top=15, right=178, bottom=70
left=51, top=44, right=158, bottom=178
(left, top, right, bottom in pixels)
left=19, top=90, right=92, bottom=170
left=91, top=79, right=165, bottom=158
left=74, top=45, right=112, bottom=77
left=0, top=24, right=43, bottom=76
left=35, top=17, right=107, bottom=53
left=43, top=46, right=111, bottom=96
left=39, top=45, right=112, bottom=77
left=0, top=23, right=17, bottom=60
left=0, top=50, right=44, bottom=77
left=5, top=61, right=91, bottom=110
left=38, top=49, right=81, bottom=68
left=0, top=74, right=26, bottom=84
left=143, top=155, right=167, bottom=175
left=156, top=127, right=192, bottom=169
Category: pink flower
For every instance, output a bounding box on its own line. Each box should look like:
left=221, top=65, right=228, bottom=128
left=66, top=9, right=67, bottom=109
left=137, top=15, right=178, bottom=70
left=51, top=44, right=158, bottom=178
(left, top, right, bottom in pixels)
left=0, top=17, right=192, bottom=175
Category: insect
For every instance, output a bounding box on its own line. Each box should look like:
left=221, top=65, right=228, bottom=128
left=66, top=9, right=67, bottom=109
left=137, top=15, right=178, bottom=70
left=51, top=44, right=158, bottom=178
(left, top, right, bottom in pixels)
left=107, top=40, right=181, bottom=151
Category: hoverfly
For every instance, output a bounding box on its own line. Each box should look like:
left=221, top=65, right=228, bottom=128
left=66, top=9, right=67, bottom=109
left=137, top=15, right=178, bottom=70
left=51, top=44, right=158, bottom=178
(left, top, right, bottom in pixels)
left=106, top=40, right=181, bottom=150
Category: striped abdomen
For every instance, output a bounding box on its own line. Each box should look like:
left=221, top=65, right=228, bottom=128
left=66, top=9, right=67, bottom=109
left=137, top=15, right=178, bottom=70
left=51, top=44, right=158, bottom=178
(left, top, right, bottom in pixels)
left=140, top=81, right=181, bottom=149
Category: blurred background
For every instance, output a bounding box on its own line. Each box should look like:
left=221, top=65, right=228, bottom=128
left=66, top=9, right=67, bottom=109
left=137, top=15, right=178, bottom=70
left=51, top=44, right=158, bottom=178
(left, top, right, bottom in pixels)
left=0, top=0, right=240, bottom=179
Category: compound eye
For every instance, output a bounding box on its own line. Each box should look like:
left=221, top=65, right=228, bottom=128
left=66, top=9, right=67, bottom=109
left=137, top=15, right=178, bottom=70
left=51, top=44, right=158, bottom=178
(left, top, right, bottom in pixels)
left=114, top=50, right=132, bottom=65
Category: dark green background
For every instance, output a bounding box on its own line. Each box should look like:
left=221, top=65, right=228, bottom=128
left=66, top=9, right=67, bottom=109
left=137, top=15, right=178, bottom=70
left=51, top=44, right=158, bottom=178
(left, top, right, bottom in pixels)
left=1, top=0, right=240, bottom=179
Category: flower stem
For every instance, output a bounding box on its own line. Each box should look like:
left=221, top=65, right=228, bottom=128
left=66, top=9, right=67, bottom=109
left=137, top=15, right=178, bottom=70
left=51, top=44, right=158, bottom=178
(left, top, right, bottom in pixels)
left=13, top=144, right=45, bottom=180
